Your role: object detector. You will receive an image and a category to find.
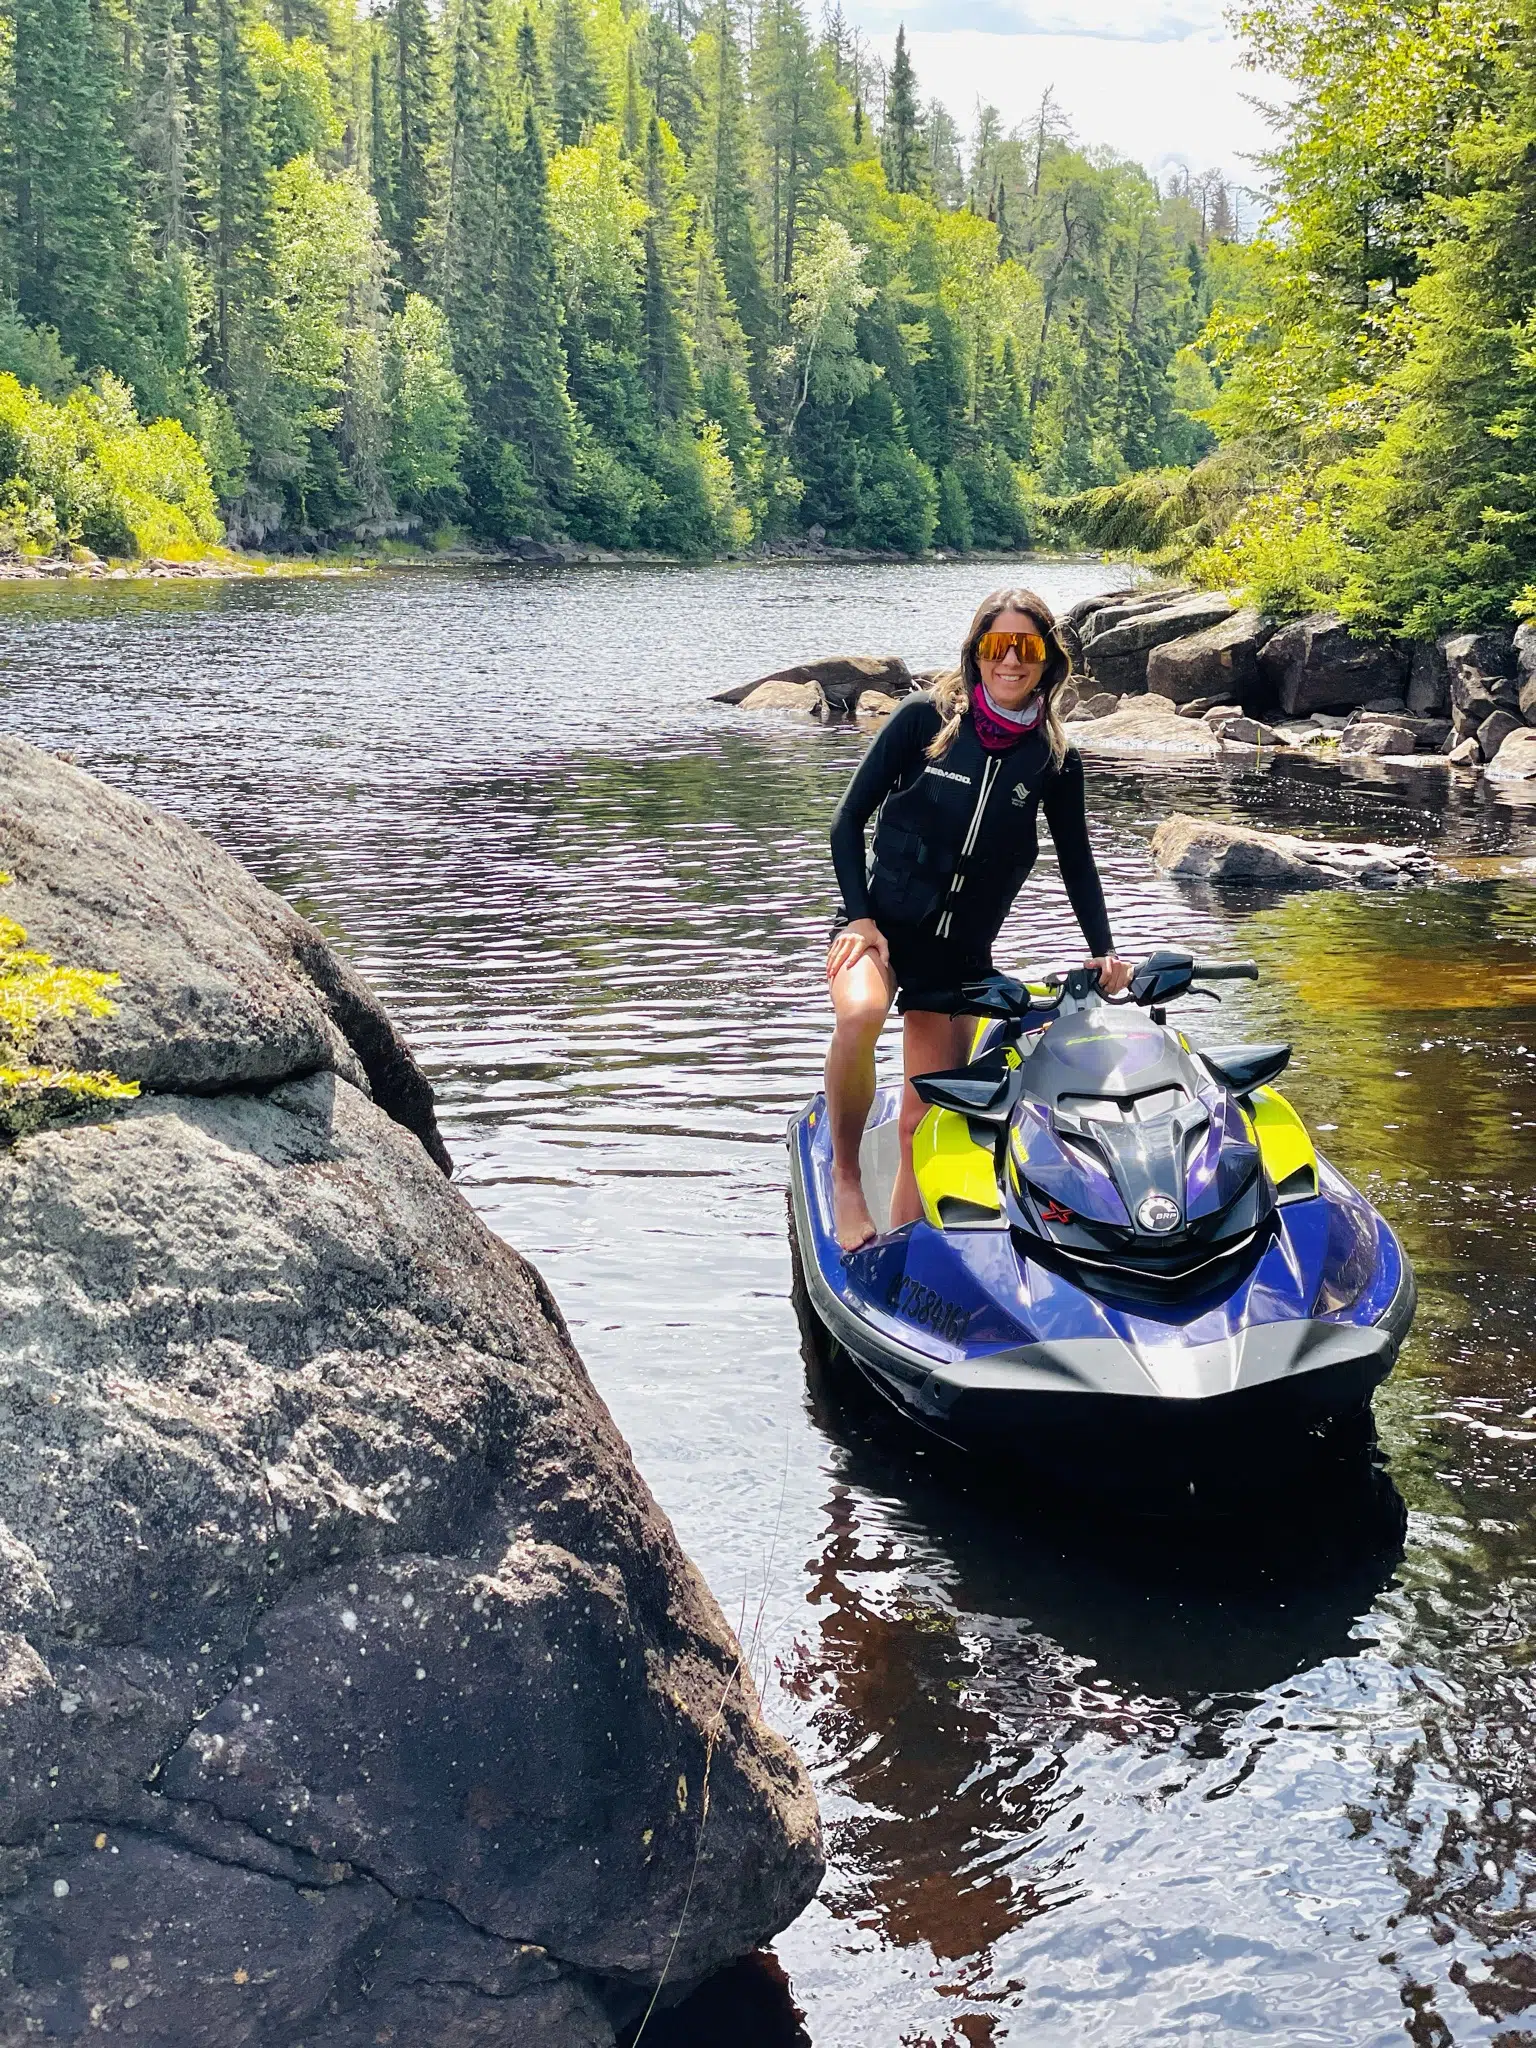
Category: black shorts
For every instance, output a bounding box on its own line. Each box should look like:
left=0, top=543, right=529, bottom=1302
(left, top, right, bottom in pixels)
left=829, top=911, right=993, bottom=1014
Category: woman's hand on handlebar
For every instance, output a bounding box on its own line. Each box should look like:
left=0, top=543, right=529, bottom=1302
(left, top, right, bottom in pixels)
left=828, top=918, right=890, bottom=983
left=1086, top=953, right=1133, bottom=997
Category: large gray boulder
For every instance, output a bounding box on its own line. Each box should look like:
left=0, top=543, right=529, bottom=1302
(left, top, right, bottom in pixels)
left=1151, top=813, right=1434, bottom=889
left=1059, top=586, right=1193, bottom=667
left=1058, top=586, right=1150, bottom=639
left=1257, top=615, right=1409, bottom=716
left=1443, top=628, right=1520, bottom=736
left=1478, top=709, right=1526, bottom=762
left=1487, top=727, right=1536, bottom=781
left=1078, top=592, right=1235, bottom=694
left=715, top=654, right=911, bottom=721
left=1406, top=640, right=1450, bottom=715
left=1145, top=607, right=1274, bottom=706
left=0, top=736, right=447, bottom=1167
left=0, top=744, right=822, bottom=2045
left=1340, top=720, right=1418, bottom=757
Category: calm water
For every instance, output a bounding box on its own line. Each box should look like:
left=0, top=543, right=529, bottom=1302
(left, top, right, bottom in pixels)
left=5, top=561, right=1536, bottom=2048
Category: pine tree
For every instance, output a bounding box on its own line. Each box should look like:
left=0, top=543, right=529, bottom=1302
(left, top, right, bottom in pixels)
left=693, top=0, right=769, bottom=369
left=433, top=0, right=503, bottom=408
left=548, top=0, right=607, bottom=148
left=379, top=0, right=436, bottom=295
left=750, top=0, right=840, bottom=289
left=621, top=42, right=645, bottom=156
left=515, top=11, right=544, bottom=97
left=492, top=95, right=573, bottom=490
left=641, top=113, right=694, bottom=419
left=132, top=0, right=192, bottom=253
left=881, top=24, right=921, bottom=196
left=189, top=0, right=273, bottom=396
left=641, top=10, right=700, bottom=150
left=369, top=42, right=396, bottom=252
left=8, top=0, right=137, bottom=373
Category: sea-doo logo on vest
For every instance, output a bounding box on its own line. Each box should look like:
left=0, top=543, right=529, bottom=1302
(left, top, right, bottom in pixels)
left=925, top=766, right=972, bottom=786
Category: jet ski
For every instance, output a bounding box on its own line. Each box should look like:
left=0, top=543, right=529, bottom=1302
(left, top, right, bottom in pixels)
left=788, top=950, right=1416, bottom=1491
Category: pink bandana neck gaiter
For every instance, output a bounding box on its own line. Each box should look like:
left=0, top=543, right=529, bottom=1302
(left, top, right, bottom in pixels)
left=971, top=682, right=1045, bottom=752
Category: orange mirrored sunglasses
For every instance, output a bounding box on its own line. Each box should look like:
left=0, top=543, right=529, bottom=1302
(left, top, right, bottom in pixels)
left=977, top=628, right=1048, bottom=664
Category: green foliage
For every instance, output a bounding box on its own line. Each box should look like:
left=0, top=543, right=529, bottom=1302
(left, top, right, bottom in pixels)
left=0, top=0, right=1242, bottom=557
left=0, top=370, right=223, bottom=558
left=936, top=463, right=972, bottom=550
left=250, top=22, right=341, bottom=167
left=1162, top=0, right=1536, bottom=627
left=385, top=294, right=469, bottom=511
left=855, top=439, right=936, bottom=553
left=0, top=879, right=140, bottom=1140
left=0, top=309, right=77, bottom=397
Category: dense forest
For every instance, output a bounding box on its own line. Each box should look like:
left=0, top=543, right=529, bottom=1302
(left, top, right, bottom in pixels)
left=0, top=0, right=1238, bottom=559
left=1071, top=0, right=1536, bottom=635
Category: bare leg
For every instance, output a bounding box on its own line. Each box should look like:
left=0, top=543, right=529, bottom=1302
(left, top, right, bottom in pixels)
left=889, top=1008, right=976, bottom=1231
left=824, top=948, right=896, bottom=1251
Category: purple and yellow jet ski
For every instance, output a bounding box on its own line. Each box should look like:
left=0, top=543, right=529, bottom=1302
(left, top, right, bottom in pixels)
left=788, top=951, right=1416, bottom=1488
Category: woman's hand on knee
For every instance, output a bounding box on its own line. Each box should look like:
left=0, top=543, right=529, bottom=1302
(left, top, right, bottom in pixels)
left=828, top=918, right=890, bottom=983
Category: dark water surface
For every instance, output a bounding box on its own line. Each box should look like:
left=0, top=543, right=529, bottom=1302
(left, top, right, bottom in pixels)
left=5, top=561, right=1536, bottom=2047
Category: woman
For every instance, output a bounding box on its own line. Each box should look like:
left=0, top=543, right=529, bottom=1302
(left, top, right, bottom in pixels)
left=825, top=586, right=1130, bottom=1252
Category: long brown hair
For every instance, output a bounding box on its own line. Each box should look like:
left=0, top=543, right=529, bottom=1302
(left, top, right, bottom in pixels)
left=926, top=586, right=1072, bottom=767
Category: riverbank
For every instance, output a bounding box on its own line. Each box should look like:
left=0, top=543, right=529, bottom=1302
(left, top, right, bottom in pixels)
left=0, top=537, right=1136, bottom=583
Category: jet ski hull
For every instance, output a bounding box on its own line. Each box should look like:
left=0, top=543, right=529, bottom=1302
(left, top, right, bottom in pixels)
left=788, top=1084, right=1415, bottom=1483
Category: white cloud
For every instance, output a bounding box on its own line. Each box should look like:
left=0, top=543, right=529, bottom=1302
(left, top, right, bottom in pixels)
left=855, top=0, right=1230, bottom=42
left=842, top=7, right=1288, bottom=185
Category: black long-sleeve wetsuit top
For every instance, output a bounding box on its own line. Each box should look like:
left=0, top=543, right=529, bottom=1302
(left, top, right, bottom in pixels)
left=829, top=693, right=1114, bottom=958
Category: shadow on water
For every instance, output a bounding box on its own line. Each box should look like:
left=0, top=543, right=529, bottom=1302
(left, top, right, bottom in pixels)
left=791, top=1265, right=1408, bottom=1707
left=622, top=1951, right=812, bottom=2048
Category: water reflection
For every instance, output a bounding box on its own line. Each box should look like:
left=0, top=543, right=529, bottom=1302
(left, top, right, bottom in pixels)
left=2, top=563, right=1535, bottom=2044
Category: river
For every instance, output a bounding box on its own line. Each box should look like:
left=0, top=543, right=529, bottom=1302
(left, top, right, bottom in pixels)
left=4, top=559, right=1535, bottom=2047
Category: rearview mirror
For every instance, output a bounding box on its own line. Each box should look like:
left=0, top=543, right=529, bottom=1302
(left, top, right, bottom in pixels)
left=911, top=1067, right=1014, bottom=1120
left=1130, top=948, right=1195, bottom=1008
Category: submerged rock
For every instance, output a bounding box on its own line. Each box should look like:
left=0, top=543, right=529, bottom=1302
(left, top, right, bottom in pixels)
left=1151, top=812, right=1435, bottom=889
left=0, top=744, right=822, bottom=2046
left=1068, top=694, right=1224, bottom=756
left=1340, top=720, right=1418, bottom=757
left=716, top=654, right=912, bottom=721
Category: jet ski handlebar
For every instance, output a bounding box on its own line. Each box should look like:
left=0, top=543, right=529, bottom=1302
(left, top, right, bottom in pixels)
left=1189, top=959, right=1259, bottom=982
left=949, top=951, right=1260, bottom=1023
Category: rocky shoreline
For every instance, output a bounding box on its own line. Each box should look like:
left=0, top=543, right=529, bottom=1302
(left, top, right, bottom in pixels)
left=720, top=588, right=1536, bottom=785
left=1061, top=589, right=1536, bottom=780
left=0, top=740, right=822, bottom=2045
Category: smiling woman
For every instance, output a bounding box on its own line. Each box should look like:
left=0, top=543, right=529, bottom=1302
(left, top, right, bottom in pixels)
left=821, top=585, right=1129, bottom=1250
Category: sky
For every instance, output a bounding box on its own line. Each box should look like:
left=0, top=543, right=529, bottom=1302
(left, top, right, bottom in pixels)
left=844, top=0, right=1286, bottom=192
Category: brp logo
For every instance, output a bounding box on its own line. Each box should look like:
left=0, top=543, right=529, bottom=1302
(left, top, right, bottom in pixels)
left=1136, top=1192, right=1182, bottom=1234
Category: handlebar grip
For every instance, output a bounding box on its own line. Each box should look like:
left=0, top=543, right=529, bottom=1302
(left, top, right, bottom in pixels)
left=1190, top=960, right=1259, bottom=981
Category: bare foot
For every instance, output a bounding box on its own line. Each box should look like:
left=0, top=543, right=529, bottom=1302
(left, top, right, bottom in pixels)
left=832, top=1170, right=878, bottom=1254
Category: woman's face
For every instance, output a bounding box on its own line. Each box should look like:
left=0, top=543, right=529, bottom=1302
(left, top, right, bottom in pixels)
left=976, top=607, right=1048, bottom=711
